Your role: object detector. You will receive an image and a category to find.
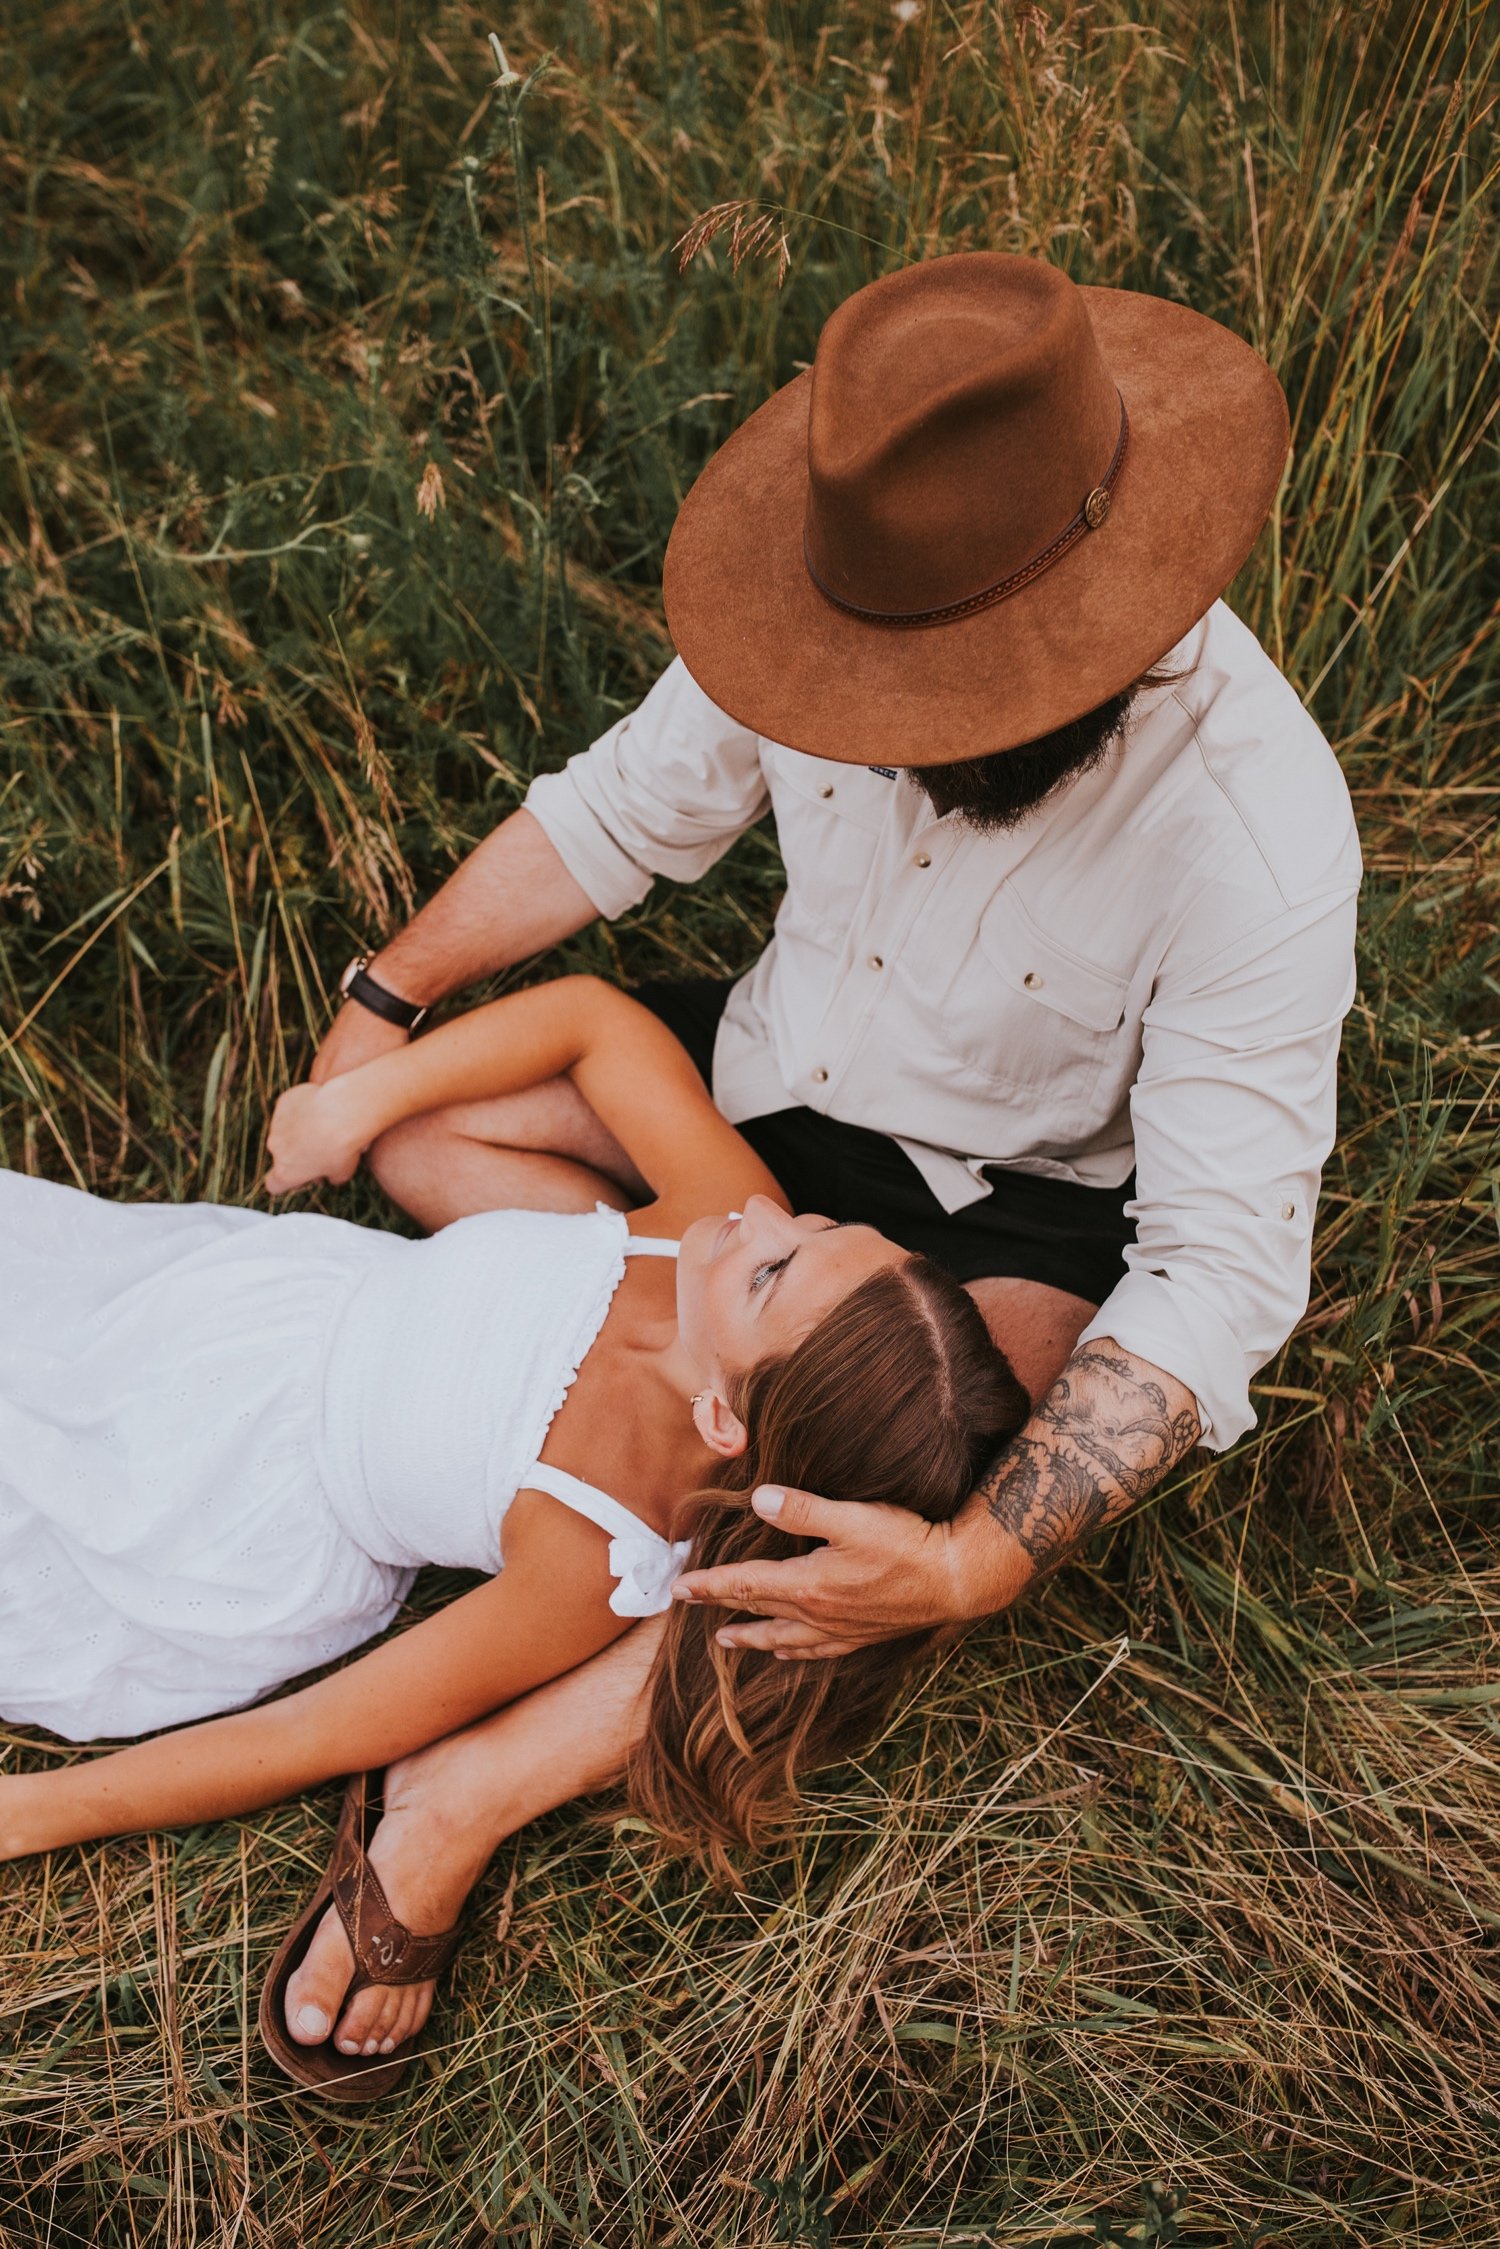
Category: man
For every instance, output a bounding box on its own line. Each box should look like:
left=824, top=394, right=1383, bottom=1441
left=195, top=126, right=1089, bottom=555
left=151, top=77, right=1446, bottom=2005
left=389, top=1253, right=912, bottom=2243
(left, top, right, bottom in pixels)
left=277, top=251, right=1360, bottom=2069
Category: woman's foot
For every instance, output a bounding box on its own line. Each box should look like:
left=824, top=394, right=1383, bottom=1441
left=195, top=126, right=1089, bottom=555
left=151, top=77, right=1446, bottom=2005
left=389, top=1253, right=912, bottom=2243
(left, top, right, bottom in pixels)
left=283, top=1754, right=487, bottom=2058
left=279, top=1617, right=662, bottom=2059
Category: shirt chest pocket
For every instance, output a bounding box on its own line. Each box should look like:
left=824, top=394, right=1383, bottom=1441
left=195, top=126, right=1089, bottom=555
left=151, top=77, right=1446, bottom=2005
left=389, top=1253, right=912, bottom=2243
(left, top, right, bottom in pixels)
left=944, top=885, right=1132, bottom=1118
left=765, top=744, right=889, bottom=938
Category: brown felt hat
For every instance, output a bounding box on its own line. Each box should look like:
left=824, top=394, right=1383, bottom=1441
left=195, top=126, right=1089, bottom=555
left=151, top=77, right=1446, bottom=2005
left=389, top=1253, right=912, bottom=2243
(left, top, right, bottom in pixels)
left=661, top=252, right=1289, bottom=764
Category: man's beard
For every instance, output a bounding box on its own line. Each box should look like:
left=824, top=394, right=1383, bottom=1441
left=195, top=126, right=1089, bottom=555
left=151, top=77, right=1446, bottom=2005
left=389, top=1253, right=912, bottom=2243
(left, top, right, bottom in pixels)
left=907, top=686, right=1135, bottom=832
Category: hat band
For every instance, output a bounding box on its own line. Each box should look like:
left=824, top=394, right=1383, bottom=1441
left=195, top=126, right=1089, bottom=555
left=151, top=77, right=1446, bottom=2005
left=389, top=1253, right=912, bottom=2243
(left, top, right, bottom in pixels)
left=803, top=391, right=1129, bottom=630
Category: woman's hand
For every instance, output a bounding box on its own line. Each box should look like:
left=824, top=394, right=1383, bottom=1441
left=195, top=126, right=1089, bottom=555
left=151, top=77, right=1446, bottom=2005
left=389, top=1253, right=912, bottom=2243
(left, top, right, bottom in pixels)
left=264, top=1079, right=370, bottom=1196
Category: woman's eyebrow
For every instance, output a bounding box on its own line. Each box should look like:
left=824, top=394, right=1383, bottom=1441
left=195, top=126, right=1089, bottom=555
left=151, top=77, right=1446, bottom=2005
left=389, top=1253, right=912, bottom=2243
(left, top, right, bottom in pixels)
left=764, top=1220, right=847, bottom=1309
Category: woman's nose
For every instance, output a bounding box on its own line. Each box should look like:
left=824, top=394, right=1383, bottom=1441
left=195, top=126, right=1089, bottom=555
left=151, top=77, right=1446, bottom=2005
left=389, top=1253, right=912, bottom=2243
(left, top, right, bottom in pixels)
left=741, top=1191, right=795, bottom=1241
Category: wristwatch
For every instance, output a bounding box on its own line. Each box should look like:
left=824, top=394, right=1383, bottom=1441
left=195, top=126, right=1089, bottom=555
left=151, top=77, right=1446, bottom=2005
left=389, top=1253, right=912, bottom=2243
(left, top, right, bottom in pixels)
left=338, top=955, right=430, bottom=1032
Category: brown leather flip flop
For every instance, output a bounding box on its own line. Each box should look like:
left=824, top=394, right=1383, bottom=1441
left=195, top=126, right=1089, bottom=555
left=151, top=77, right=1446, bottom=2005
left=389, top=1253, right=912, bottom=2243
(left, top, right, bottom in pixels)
left=257, top=1771, right=465, bottom=2103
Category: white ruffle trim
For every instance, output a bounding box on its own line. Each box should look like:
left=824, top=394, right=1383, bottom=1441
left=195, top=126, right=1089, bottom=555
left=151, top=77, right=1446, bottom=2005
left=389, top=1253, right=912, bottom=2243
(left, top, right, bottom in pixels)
left=533, top=1204, right=630, bottom=1436
left=495, top=1207, right=630, bottom=1563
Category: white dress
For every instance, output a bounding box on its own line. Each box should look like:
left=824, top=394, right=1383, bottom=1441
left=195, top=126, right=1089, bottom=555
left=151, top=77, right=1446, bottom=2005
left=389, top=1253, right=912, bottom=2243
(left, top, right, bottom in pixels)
left=0, top=1172, right=691, bottom=1742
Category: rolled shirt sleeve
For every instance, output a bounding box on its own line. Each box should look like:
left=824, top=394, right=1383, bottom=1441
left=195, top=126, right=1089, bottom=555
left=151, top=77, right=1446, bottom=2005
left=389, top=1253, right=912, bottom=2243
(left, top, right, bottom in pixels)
left=1075, top=887, right=1359, bottom=1450
left=523, top=656, right=771, bottom=917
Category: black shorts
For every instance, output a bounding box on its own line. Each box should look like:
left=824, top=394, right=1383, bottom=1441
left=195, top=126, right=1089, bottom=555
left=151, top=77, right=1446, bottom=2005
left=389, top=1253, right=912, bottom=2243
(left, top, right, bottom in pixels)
left=634, top=977, right=1136, bottom=1306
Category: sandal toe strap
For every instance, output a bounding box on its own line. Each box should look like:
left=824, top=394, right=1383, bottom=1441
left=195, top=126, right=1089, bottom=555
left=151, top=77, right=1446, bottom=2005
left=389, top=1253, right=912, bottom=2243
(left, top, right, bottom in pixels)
left=330, top=1794, right=464, bottom=1987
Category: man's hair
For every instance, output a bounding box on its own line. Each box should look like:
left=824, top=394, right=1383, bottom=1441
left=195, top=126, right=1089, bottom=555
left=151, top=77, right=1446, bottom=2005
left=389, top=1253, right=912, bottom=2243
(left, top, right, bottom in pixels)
left=911, top=663, right=1183, bottom=831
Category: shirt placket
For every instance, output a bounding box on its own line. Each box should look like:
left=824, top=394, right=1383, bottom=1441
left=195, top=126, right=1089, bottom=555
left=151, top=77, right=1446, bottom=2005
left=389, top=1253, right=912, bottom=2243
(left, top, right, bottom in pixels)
left=799, top=788, right=960, bottom=1103
left=805, top=784, right=1068, bottom=1163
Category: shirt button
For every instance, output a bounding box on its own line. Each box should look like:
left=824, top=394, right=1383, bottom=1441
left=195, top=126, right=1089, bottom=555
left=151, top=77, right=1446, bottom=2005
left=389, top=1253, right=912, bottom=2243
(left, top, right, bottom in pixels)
left=1280, top=1199, right=1295, bottom=1220
left=914, top=852, right=931, bottom=868
left=868, top=954, right=884, bottom=970
left=811, top=1066, right=828, bottom=1083
left=818, top=783, right=834, bottom=799
left=1023, top=970, right=1043, bottom=989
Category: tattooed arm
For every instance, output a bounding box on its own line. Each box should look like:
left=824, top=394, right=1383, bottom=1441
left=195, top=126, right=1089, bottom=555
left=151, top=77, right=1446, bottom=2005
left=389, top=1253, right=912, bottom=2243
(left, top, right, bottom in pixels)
left=975, top=1338, right=1201, bottom=1589
left=671, top=1337, right=1200, bottom=1656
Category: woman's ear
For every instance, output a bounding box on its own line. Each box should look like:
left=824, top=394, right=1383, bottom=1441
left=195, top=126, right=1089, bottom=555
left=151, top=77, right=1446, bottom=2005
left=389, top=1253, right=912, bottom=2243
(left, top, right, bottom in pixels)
left=692, top=1390, right=748, bottom=1461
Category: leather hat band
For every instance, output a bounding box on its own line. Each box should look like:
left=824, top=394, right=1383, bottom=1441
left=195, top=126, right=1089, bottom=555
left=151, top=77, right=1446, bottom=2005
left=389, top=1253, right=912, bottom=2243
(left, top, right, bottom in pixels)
left=803, top=391, right=1129, bottom=630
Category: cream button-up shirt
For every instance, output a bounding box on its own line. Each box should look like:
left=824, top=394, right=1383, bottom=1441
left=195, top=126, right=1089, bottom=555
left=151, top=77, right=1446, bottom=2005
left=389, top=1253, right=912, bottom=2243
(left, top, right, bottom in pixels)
left=525, top=601, right=1362, bottom=1451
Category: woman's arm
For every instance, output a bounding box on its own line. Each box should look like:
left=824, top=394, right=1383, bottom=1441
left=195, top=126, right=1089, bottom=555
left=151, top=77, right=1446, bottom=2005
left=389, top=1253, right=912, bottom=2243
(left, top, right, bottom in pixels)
left=0, top=1494, right=633, bottom=1858
left=266, top=974, right=786, bottom=1230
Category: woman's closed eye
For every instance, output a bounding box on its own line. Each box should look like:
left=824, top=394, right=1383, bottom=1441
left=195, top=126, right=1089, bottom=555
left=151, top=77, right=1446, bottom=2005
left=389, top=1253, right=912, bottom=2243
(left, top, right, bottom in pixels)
left=749, top=1255, right=790, bottom=1296
left=748, top=1221, right=846, bottom=1301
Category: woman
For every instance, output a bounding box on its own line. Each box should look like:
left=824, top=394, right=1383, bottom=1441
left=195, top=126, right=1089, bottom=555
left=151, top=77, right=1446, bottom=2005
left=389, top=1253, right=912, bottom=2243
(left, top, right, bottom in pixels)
left=0, top=975, right=1027, bottom=2092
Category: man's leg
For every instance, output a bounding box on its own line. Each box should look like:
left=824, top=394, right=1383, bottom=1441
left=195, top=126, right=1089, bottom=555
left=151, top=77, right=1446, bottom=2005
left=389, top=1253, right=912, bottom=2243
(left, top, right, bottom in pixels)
left=282, top=1617, right=664, bottom=2057
left=367, top=1079, right=652, bottom=1231
left=965, top=1275, right=1098, bottom=1406
left=367, top=977, right=729, bottom=1231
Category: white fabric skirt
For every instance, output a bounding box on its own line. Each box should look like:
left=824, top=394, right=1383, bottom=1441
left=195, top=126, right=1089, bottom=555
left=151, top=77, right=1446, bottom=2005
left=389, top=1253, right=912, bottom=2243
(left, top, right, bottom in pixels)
left=0, top=1171, right=416, bottom=1741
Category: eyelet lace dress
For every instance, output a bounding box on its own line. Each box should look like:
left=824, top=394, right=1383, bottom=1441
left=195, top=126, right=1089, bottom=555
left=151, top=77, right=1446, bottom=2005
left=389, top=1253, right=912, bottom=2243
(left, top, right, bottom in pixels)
left=0, top=1172, right=691, bottom=1742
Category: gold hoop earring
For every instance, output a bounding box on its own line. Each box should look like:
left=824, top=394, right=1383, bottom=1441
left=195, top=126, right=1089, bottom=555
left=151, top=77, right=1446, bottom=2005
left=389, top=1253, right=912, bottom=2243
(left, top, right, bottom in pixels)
left=690, top=1391, right=710, bottom=1410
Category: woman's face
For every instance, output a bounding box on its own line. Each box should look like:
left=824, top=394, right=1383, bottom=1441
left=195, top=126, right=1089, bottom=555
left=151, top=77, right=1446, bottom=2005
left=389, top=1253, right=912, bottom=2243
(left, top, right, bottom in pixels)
left=676, top=1193, right=908, bottom=1387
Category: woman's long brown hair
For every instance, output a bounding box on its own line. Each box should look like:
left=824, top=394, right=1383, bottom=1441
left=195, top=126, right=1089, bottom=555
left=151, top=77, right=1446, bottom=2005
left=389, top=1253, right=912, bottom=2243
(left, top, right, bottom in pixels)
left=624, top=1256, right=1030, bottom=1882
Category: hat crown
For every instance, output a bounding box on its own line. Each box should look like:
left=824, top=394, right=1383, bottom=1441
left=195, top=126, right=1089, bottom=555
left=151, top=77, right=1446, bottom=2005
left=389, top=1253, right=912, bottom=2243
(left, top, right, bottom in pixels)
left=803, top=254, right=1122, bottom=617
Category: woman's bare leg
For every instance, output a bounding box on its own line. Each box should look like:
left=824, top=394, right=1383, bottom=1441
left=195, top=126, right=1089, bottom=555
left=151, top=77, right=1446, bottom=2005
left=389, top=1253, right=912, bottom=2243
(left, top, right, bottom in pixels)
left=282, top=1617, right=663, bottom=2056
left=367, top=1077, right=653, bottom=1230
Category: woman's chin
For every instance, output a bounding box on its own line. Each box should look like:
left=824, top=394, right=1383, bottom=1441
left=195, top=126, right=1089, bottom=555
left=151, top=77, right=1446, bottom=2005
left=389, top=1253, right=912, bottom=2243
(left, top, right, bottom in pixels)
left=678, top=1212, right=727, bottom=1267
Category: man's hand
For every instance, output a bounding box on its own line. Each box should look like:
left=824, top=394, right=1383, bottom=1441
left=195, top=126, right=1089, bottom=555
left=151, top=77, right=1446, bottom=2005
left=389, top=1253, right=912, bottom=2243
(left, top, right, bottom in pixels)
left=672, top=1342, right=1202, bottom=1660
left=310, top=1000, right=410, bottom=1086
left=670, top=1487, right=1025, bottom=1660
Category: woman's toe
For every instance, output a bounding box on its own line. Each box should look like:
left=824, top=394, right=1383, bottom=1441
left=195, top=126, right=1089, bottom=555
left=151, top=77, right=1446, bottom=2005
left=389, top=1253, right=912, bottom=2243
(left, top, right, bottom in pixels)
left=377, top=1994, right=411, bottom=2054
left=284, top=1906, right=355, bottom=2047
left=335, top=1980, right=397, bottom=2054
left=384, top=1987, right=421, bottom=2049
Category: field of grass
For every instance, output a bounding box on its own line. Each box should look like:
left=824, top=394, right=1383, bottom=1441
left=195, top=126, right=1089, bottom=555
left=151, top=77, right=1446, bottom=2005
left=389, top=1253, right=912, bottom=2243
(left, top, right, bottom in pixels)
left=2, top=0, right=1498, bottom=2241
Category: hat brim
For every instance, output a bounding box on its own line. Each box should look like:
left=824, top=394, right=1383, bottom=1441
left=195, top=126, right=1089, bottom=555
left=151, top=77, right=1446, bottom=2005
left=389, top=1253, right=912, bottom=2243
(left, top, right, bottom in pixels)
left=661, top=288, right=1289, bottom=763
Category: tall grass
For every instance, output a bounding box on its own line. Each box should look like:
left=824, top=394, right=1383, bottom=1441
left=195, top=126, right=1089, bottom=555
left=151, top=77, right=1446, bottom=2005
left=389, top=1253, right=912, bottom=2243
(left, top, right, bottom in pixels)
left=1, top=1, right=1497, bottom=2242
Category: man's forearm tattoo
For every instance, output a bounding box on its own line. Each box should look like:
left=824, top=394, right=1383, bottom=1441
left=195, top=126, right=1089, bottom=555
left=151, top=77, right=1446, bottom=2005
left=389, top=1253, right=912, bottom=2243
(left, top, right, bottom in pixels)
left=976, top=1341, right=1202, bottom=1578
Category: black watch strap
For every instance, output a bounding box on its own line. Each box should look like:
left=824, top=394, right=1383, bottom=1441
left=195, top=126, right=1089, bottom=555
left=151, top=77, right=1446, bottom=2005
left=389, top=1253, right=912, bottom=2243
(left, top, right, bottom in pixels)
left=340, top=958, right=429, bottom=1032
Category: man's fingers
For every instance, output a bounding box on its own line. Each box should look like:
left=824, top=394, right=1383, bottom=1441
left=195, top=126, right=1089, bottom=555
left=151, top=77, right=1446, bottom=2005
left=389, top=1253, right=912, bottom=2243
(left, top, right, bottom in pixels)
left=671, top=1558, right=815, bottom=1615
left=710, top=1617, right=863, bottom=1660
left=672, top=1489, right=901, bottom=1612
left=711, top=1617, right=824, bottom=1654
left=749, top=1482, right=875, bottom=1542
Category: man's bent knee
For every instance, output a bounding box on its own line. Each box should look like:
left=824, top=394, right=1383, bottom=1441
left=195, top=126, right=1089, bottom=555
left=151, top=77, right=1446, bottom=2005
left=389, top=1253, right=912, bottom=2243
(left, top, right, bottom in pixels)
left=365, top=1110, right=453, bottom=1207
left=965, top=1274, right=1098, bottom=1406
